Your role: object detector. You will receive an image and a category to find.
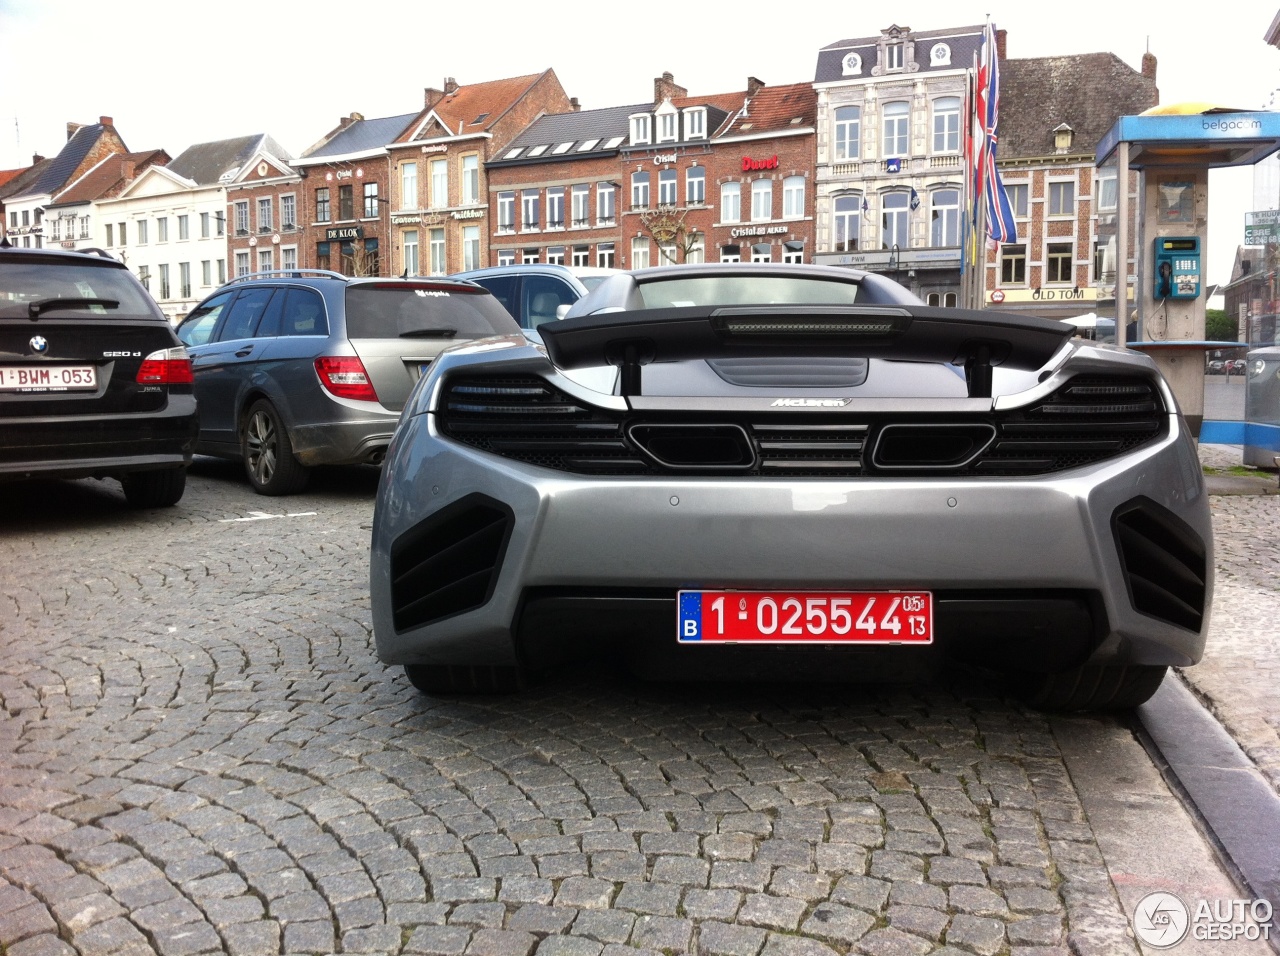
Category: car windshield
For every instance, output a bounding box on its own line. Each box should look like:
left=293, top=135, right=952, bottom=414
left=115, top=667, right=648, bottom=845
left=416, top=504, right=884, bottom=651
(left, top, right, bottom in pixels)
left=635, top=275, right=862, bottom=309
left=345, top=283, right=521, bottom=338
left=0, top=259, right=156, bottom=318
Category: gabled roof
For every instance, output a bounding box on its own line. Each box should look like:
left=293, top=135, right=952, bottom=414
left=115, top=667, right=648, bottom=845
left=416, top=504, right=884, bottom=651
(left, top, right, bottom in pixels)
left=716, top=83, right=816, bottom=138
left=168, top=134, right=292, bottom=185
left=301, top=113, right=418, bottom=161
left=396, top=72, right=552, bottom=144
left=0, top=169, right=25, bottom=191
left=0, top=159, right=54, bottom=202
left=12, top=121, right=124, bottom=200
left=490, top=103, right=646, bottom=165
left=50, top=149, right=169, bottom=207
left=815, top=24, right=984, bottom=83
left=999, top=53, right=1158, bottom=160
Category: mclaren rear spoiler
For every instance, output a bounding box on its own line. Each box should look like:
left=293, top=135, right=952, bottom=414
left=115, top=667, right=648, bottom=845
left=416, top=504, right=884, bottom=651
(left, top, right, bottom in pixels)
left=538, top=305, right=1075, bottom=398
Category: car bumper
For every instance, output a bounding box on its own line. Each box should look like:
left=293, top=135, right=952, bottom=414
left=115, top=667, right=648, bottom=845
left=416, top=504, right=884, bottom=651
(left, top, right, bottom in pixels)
left=289, top=416, right=398, bottom=467
left=371, top=412, right=1212, bottom=674
left=0, top=399, right=198, bottom=480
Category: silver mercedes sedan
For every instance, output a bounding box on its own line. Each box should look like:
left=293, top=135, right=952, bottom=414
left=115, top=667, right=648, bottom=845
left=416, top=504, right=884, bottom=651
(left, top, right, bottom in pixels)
left=370, top=264, right=1211, bottom=711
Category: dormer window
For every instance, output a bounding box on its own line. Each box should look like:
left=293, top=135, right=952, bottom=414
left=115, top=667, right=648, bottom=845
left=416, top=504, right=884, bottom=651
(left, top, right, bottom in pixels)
left=658, top=112, right=677, bottom=142
left=683, top=108, right=706, bottom=140
left=842, top=52, right=863, bottom=76
left=630, top=114, right=652, bottom=145
left=885, top=43, right=904, bottom=71
left=930, top=43, right=951, bottom=66
left=1054, top=123, right=1074, bottom=151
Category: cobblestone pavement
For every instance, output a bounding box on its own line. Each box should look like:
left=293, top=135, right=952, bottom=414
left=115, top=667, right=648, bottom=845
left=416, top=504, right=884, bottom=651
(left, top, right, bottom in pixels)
left=1181, top=444, right=1280, bottom=797
left=0, top=458, right=1249, bottom=956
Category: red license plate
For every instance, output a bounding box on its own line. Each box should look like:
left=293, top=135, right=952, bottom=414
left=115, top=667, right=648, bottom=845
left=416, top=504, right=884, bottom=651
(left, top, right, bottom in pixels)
left=678, top=590, right=933, bottom=644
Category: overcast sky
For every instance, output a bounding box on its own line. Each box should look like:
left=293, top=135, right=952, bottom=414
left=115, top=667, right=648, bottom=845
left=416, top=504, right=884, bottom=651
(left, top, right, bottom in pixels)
left=2, top=0, right=1276, bottom=285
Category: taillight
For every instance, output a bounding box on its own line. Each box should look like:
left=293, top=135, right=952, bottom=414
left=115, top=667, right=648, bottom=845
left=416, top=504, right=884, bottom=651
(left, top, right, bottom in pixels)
left=136, top=347, right=194, bottom=384
left=315, top=356, right=378, bottom=402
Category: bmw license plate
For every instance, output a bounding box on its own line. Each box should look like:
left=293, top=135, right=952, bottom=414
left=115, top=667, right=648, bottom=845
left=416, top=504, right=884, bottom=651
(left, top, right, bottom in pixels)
left=678, top=590, right=933, bottom=644
left=0, top=365, right=97, bottom=391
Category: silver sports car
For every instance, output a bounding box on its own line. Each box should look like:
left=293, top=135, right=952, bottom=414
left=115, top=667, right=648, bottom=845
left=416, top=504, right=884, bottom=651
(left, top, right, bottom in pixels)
left=370, top=264, right=1211, bottom=711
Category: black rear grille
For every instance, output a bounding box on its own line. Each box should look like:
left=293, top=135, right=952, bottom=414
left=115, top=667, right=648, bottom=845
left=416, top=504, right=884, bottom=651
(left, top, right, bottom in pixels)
left=438, top=373, right=1166, bottom=478
left=973, top=376, right=1165, bottom=475
left=1112, top=498, right=1207, bottom=632
left=390, top=494, right=512, bottom=631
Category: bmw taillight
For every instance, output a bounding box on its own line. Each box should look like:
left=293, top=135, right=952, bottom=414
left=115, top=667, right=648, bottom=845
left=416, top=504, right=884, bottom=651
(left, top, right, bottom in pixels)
left=136, top=347, right=194, bottom=384
left=315, top=356, right=378, bottom=401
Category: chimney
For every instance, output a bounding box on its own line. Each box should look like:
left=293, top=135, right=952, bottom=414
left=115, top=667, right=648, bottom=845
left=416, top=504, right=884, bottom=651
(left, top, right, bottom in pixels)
left=653, top=71, right=687, bottom=105
left=99, top=115, right=113, bottom=127
left=747, top=76, right=765, bottom=97
left=570, top=97, right=581, bottom=112
left=1142, top=51, right=1157, bottom=82
left=444, top=76, right=459, bottom=94
left=66, top=122, right=84, bottom=140
left=424, top=86, right=445, bottom=109
left=32, top=153, right=44, bottom=165
left=338, top=111, right=364, bottom=130
left=996, top=29, right=1007, bottom=60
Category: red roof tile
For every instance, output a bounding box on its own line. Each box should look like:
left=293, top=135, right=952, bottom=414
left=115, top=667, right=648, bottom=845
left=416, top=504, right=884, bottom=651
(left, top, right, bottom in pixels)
left=53, top=150, right=169, bottom=205
left=395, top=72, right=551, bottom=143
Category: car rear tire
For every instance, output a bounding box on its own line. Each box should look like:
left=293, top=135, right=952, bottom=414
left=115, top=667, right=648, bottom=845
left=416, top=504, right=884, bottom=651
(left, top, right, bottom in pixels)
left=403, top=664, right=523, bottom=695
left=120, top=467, right=187, bottom=508
left=243, top=400, right=309, bottom=496
left=1015, top=664, right=1169, bottom=712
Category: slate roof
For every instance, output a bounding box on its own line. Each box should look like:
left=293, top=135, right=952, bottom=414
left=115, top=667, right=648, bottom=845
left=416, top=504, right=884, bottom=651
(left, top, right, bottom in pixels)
left=11, top=122, right=123, bottom=200
left=815, top=25, right=984, bottom=83
left=717, top=83, right=816, bottom=138
left=395, top=72, right=557, bottom=146
left=299, top=113, right=417, bottom=161
left=49, top=149, right=169, bottom=207
left=490, top=103, right=644, bottom=166
left=0, top=158, right=55, bottom=202
left=169, top=134, right=292, bottom=185
left=999, top=54, right=1158, bottom=160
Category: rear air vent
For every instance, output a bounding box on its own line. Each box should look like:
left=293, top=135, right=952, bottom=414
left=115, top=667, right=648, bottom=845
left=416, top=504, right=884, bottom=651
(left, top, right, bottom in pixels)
left=438, top=373, right=1164, bottom=478
left=972, top=375, right=1165, bottom=475
left=390, top=494, right=512, bottom=631
left=1113, top=498, right=1207, bottom=632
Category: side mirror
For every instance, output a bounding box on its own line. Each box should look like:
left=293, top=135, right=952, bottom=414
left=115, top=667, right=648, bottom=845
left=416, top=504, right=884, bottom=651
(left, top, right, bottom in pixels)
left=555, top=303, right=572, bottom=321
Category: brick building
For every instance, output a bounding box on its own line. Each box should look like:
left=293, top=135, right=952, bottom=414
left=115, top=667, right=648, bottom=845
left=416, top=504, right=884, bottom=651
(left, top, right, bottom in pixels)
left=386, top=72, right=572, bottom=276
left=704, top=80, right=817, bottom=264
left=3, top=117, right=129, bottom=249
left=485, top=101, right=637, bottom=268
left=223, top=140, right=300, bottom=278
left=618, top=73, right=742, bottom=268
left=986, top=52, right=1158, bottom=322
left=41, top=149, right=169, bottom=254
left=293, top=112, right=417, bottom=276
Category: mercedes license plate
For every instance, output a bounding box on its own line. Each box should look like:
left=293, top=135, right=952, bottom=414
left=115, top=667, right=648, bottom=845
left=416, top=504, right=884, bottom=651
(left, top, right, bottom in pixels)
left=678, top=590, right=933, bottom=644
left=0, top=365, right=97, bottom=392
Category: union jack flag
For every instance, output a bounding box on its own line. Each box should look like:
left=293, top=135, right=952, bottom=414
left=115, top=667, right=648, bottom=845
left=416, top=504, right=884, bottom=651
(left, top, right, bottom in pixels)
left=973, top=22, right=1018, bottom=244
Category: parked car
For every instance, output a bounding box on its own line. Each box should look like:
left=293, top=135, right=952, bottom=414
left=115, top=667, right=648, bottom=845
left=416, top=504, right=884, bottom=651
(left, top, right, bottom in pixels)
left=0, top=245, right=198, bottom=507
left=1207, top=360, right=1226, bottom=374
left=175, top=270, right=519, bottom=495
left=369, top=264, right=1212, bottom=711
left=449, top=264, right=617, bottom=330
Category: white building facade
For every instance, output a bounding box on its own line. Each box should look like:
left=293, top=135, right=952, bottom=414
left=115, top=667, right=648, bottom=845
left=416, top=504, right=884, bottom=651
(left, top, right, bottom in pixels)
left=812, top=24, right=984, bottom=304
left=97, top=166, right=228, bottom=323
